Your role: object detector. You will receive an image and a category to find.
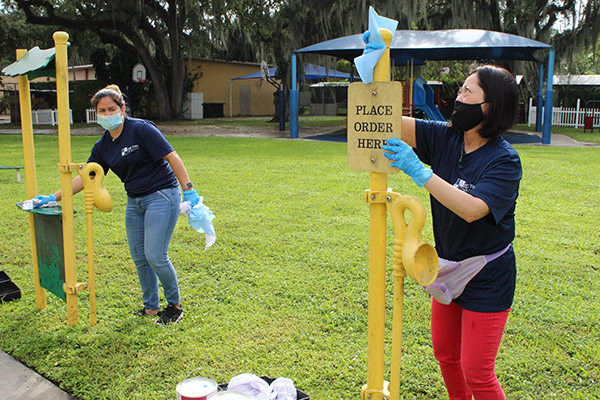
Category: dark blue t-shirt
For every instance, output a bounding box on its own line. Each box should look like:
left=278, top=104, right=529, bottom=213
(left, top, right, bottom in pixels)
left=88, top=117, right=178, bottom=197
left=414, top=119, right=522, bottom=312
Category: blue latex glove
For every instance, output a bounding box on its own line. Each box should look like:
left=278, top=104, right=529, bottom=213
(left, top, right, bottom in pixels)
left=382, top=138, right=433, bottom=187
left=182, top=189, right=200, bottom=207
left=33, top=194, right=57, bottom=208
left=362, top=31, right=385, bottom=52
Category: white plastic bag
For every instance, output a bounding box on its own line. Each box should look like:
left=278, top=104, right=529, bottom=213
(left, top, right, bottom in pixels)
left=227, top=374, right=270, bottom=400
left=269, top=377, right=297, bottom=400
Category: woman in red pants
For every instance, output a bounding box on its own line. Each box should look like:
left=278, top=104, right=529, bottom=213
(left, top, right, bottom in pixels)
left=382, top=65, right=521, bottom=399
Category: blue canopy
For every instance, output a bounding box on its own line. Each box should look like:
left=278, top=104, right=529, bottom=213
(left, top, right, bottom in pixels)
left=295, top=29, right=551, bottom=63
left=290, top=28, right=555, bottom=144
left=233, top=63, right=358, bottom=81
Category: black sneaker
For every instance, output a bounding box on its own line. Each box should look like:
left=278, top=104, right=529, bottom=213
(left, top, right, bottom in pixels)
left=156, top=304, right=183, bottom=325
left=138, top=308, right=162, bottom=317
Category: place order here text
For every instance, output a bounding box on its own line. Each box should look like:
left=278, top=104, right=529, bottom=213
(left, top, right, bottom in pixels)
left=356, top=138, right=390, bottom=149
left=352, top=104, right=396, bottom=148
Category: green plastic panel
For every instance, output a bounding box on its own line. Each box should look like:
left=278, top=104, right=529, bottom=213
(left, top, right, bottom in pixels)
left=16, top=202, right=69, bottom=301
left=33, top=213, right=66, bottom=301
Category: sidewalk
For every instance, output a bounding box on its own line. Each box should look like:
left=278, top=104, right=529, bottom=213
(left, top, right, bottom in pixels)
left=0, top=124, right=597, bottom=146
left=0, top=351, right=76, bottom=400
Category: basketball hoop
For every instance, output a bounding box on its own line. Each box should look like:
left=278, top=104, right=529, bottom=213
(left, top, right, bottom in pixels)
left=132, top=63, right=147, bottom=83
left=260, top=61, right=270, bottom=81
left=260, top=61, right=279, bottom=89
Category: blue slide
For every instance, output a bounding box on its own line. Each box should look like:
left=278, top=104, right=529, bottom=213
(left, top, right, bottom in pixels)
left=412, top=77, right=445, bottom=121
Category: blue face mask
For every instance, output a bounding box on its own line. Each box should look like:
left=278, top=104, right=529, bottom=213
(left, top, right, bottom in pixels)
left=97, top=112, right=123, bottom=131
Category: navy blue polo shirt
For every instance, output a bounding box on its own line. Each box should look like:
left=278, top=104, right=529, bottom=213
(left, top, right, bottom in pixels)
left=88, top=117, right=178, bottom=197
left=414, top=119, right=522, bottom=312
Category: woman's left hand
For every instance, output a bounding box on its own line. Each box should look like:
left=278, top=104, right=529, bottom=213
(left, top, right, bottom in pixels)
left=382, top=138, right=433, bottom=187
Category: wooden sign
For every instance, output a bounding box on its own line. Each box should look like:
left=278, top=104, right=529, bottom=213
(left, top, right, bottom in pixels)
left=347, top=81, right=402, bottom=173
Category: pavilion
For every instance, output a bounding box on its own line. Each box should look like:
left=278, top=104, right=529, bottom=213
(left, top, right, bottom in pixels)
left=289, top=29, right=555, bottom=144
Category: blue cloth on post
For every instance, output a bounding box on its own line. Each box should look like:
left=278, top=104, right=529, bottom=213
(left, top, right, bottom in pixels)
left=354, top=6, right=398, bottom=84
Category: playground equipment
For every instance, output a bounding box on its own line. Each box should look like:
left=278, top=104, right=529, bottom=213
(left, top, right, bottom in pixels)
left=3, top=32, right=112, bottom=326
left=347, top=25, right=438, bottom=400
left=412, top=77, right=445, bottom=121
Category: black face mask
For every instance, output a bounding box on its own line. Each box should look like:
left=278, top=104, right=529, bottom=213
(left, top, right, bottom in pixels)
left=451, top=100, right=486, bottom=132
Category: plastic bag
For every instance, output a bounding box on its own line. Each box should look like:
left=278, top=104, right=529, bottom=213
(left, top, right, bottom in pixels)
left=227, top=374, right=270, bottom=400
left=269, top=377, right=297, bottom=400
left=180, top=197, right=216, bottom=250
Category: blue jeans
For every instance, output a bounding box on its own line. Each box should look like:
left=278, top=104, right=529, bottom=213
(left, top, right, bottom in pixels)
left=126, top=186, right=181, bottom=310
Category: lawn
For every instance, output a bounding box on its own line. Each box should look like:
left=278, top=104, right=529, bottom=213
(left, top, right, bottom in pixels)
left=0, top=133, right=599, bottom=400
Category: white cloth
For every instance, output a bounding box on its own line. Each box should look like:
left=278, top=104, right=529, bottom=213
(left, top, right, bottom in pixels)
left=21, top=199, right=58, bottom=210
left=424, top=244, right=511, bottom=304
left=227, top=374, right=270, bottom=400
left=226, top=375, right=297, bottom=400
left=269, top=377, right=297, bottom=400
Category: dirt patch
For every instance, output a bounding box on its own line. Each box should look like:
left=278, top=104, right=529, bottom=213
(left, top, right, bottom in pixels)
left=0, top=124, right=344, bottom=140
left=155, top=124, right=344, bottom=139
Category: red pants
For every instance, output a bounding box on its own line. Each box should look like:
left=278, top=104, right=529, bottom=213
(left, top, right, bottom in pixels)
left=431, top=299, right=509, bottom=400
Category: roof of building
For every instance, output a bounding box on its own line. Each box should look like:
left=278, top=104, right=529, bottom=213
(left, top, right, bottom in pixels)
left=233, top=63, right=359, bottom=81
left=553, top=75, right=600, bottom=86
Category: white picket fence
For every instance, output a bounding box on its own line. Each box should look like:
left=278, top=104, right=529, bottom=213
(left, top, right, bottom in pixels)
left=86, top=108, right=97, bottom=123
left=527, top=98, right=600, bottom=129
left=31, top=109, right=73, bottom=125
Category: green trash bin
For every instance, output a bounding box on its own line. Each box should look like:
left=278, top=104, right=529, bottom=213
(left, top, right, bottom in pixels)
left=16, top=202, right=75, bottom=301
left=203, top=103, right=225, bottom=118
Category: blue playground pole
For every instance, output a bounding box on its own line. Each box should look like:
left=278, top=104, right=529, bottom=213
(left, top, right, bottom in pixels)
left=350, top=64, right=355, bottom=83
left=279, top=83, right=285, bottom=131
left=536, top=63, right=543, bottom=132
left=542, top=49, right=555, bottom=145
left=290, top=53, right=299, bottom=138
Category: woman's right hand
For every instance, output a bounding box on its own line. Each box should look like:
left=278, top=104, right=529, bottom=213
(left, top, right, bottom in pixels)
left=33, top=194, right=57, bottom=208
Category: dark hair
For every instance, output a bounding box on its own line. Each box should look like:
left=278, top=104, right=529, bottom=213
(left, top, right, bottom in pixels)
left=472, top=65, right=519, bottom=138
left=90, top=84, right=127, bottom=113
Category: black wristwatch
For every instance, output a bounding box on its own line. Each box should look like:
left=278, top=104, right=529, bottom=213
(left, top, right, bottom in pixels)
left=185, top=182, right=193, bottom=190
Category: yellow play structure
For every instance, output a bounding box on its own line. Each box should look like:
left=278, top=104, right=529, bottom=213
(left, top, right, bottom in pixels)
left=347, top=29, right=439, bottom=400
left=5, top=32, right=112, bottom=326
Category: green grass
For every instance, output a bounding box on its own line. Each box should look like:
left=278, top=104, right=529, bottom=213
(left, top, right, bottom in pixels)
left=1, top=134, right=599, bottom=400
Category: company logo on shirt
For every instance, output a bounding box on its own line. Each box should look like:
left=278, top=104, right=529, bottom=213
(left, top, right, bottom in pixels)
left=453, top=178, right=475, bottom=193
left=121, top=145, right=140, bottom=157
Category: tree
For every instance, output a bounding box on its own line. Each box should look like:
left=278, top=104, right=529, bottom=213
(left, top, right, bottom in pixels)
left=0, top=5, right=57, bottom=68
left=269, top=0, right=600, bottom=104
left=10, top=0, right=189, bottom=120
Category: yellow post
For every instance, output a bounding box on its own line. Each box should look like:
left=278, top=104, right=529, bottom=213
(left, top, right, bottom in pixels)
left=17, top=49, right=46, bottom=310
left=387, top=194, right=438, bottom=400
left=78, top=162, right=113, bottom=326
left=53, top=31, right=78, bottom=325
left=363, top=28, right=393, bottom=400
left=388, top=199, right=407, bottom=400
left=82, top=165, right=97, bottom=326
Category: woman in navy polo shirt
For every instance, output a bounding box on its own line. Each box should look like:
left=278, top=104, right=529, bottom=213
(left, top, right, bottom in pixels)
left=383, top=65, right=521, bottom=399
left=34, top=85, right=199, bottom=325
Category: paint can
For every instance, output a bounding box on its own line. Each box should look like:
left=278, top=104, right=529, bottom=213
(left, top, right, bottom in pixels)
left=211, top=391, right=253, bottom=400
left=176, top=377, right=218, bottom=400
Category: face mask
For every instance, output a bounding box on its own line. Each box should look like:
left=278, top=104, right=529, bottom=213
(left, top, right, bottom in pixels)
left=97, top=112, right=123, bottom=131
left=451, top=101, right=486, bottom=132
